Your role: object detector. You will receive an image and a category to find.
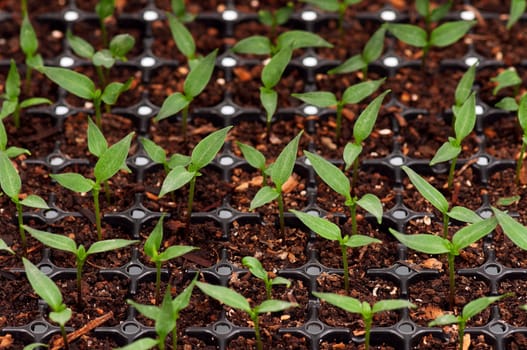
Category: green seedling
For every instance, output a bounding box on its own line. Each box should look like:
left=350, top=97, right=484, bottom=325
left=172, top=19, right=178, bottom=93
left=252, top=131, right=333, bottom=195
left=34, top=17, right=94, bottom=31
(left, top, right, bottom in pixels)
left=492, top=68, right=522, bottom=98
left=453, top=62, right=477, bottom=118
left=171, top=0, right=195, bottom=22
left=249, top=131, right=302, bottom=234
left=0, top=60, right=51, bottom=128
left=50, top=130, right=134, bottom=240
left=507, top=0, right=526, bottom=29
left=292, top=78, right=386, bottom=141
left=157, top=126, right=232, bottom=225
left=430, top=92, right=476, bottom=191
left=300, top=0, right=362, bottom=33
left=20, top=12, right=43, bottom=94
left=154, top=49, right=217, bottom=140
left=39, top=66, right=131, bottom=129
left=23, top=258, right=72, bottom=350
left=385, top=10, right=475, bottom=67
left=167, top=13, right=199, bottom=68
left=241, top=256, right=291, bottom=300
left=67, top=29, right=135, bottom=89
left=258, top=2, right=293, bottom=38
left=415, top=0, right=453, bottom=33
left=328, top=26, right=386, bottom=77
left=313, top=292, right=415, bottom=350
left=231, top=29, right=332, bottom=57
left=492, top=206, right=527, bottom=250
left=0, top=238, right=14, bottom=255
left=390, top=216, right=497, bottom=309
left=196, top=281, right=297, bottom=350
left=291, top=210, right=380, bottom=292
left=429, top=293, right=512, bottom=350
left=95, top=0, right=115, bottom=48
left=402, top=165, right=483, bottom=239
left=144, top=214, right=198, bottom=304
left=237, top=141, right=268, bottom=186
left=25, top=225, right=138, bottom=305
left=121, top=276, right=197, bottom=350
left=140, top=137, right=190, bottom=175
left=0, top=120, right=48, bottom=251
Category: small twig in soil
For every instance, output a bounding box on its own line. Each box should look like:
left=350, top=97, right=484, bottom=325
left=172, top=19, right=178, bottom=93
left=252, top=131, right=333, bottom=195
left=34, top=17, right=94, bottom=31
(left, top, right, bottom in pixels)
left=50, top=311, right=113, bottom=350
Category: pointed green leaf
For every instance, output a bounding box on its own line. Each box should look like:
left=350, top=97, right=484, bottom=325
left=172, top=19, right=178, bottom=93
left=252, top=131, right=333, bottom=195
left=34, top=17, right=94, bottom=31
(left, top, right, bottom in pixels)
left=353, top=90, right=390, bottom=144
left=313, top=292, right=363, bottom=314
left=260, top=87, right=278, bottom=122
left=497, top=196, right=521, bottom=207
left=386, top=23, right=427, bottom=48
left=275, top=4, right=294, bottom=25
left=158, top=166, right=195, bottom=198
left=343, top=142, right=362, bottom=171
left=258, top=10, right=273, bottom=26
left=109, top=34, right=135, bottom=60
left=49, top=308, right=72, bottom=327
left=448, top=206, right=482, bottom=223
left=237, top=142, right=266, bottom=171
left=495, top=97, right=518, bottom=111
left=114, top=338, right=158, bottom=350
left=23, top=258, right=63, bottom=310
left=159, top=245, right=197, bottom=262
left=415, top=0, right=429, bottom=17
left=345, top=234, right=381, bottom=248
left=507, top=0, right=526, bottom=29
left=304, top=151, right=350, bottom=198
left=402, top=165, right=449, bottom=214
left=430, top=21, right=475, bottom=48
left=24, top=226, right=77, bottom=254
left=94, top=132, right=134, bottom=183
left=20, top=194, right=49, bottom=209
left=261, top=45, right=292, bottom=88
left=5, top=146, right=30, bottom=158
left=172, top=275, right=197, bottom=313
left=87, top=239, right=138, bottom=255
left=144, top=215, right=164, bottom=258
left=155, top=92, right=190, bottom=122
left=518, top=93, right=527, bottom=132
left=356, top=193, right=383, bottom=224
left=242, top=256, right=268, bottom=281
left=452, top=217, right=497, bottom=252
left=66, top=30, right=94, bottom=59
left=429, top=313, right=459, bottom=326
left=20, top=14, right=38, bottom=56
left=429, top=140, right=461, bottom=166
left=0, top=151, right=21, bottom=198
left=87, top=117, right=108, bottom=158
left=232, top=36, right=272, bottom=55
left=157, top=289, right=177, bottom=339
left=190, top=126, right=232, bottom=170
left=167, top=13, right=196, bottom=59
left=455, top=63, right=476, bottom=106
left=184, top=49, right=217, bottom=98
left=249, top=186, right=279, bottom=210
left=196, top=281, right=252, bottom=313
left=363, top=26, right=387, bottom=63
left=328, top=55, right=366, bottom=75
left=342, top=78, right=386, bottom=105
left=167, top=153, right=191, bottom=169
left=41, top=66, right=95, bottom=100
left=101, top=79, right=132, bottom=105
left=463, top=294, right=510, bottom=321
left=5, top=60, right=20, bottom=100
left=93, top=49, right=115, bottom=68
left=127, top=300, right=160, bottom=321
left=95, top=0, right=114, bottom=20
left=19, top=97, right=52, bottom=109
left=372, top=299, right=416, bottom=314
left=0, top=100, right=17, bottom=119
left=23, top=343, right=48, bottom=350
left=430, top=1, right=452, bottom=22
left=390, top=228, right=450, bottom=255
left=271, top=276, right=291, bottom=287
left=257, top=300, right=297, bottom=314
left=0, top=238, right=14, bottom=254
left=269, top=131, right=302, bottom=187
left=291, top=210, right=341, bottom=242
left=291, top=91, right=337, bottom=108
left=276, top=30, right=332, bottom=51
left=492, top=207, right=527, bottom=250
left=491, top=69, right=521, bottom=96
left=50, top=173, right=94, bottom=193
left=0, top=120, right=6, bottom=151
left=454, top=92, right=476, bottom=142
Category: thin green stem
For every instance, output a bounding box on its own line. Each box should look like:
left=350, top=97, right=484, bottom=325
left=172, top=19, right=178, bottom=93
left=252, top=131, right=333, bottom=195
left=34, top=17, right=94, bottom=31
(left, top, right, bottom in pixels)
left=95, top=100, right=103, bottom=130
left=335, top=104, right=343, bottom=142
left=341, top=244, right=349, bottom=292
left=158, top=334, right=166, bottom=350
left=351, top=157, right=360, bottom=193
left=60, top=324, right=70, bottom=350
left=95, top=66, right=107, bottom=91
left=15, top=201, right=26, bottom=248
left=265, top=281, right=272, bottom=300
left=364, top=314, right=373, bottom=350
left=447, top=156, right=458, bottom=191
left=93, top=187, right=102, bottom=241
left=277, top=190, right=285, bottom=234
left=182, top=104, right=189, bottom=142
left=447, top=253, right=456, bottom=310
left=252, top=314, right=263, bottom=350
left=155, top=261, right=161, bottom=305
left=515, top=141, right=527, bottom=187
left=13, top=105, right=21, bottom=129
left=349, top=202, right=357, bottom=236
left=100, top=20, right=109, bottom=48
left=172, top=324, right=178, bottom=350
left=24, top=65, right=32, bottom=96
left=442, top=212, right=449, bottom=239
left=76, top=260, right=83, bottom=306
left=186, top=176, right=196, bottom=227
left=103, top=180, right=111, bottom=204
left=458, top=320, right=466, bottom=350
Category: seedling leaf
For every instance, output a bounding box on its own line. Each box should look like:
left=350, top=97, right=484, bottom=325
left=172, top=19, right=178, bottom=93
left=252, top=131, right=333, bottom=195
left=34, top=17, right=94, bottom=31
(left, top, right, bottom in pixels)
left=49, top=308, right=72, bottom=326
left=269, top=131, right=302, bottom=187
left=93, top=49, right=115, bottom=68
left=507, top=0, right=526, bottom=29
left=184, top=49, right=217, bottom=98
left=454, top=92, right=476, bottom=142
left=155, top=92, right=190, bottom=121
left=328, top=55, right=366, bottom=75
left=20, top=14, right=38, bottom=56
left=356, top=193, right=383, bottom=224
left=167, top=13, right=196, bottom=59
left=452, top=217, right=496, bottom=252
left=159, top=166, right=195, bottom=198
left=41, top=66, right=95, bottom=100
left=304, top=151, right=350, bottom=199
left=250, top=186, right=279, bottom=210
left=291, top=210, right=341, bottom=241
left=172, top=275, right=197, bottom=313
left=140, top=138, right=166, bottom=165
left=363, top=26, right=387, bottom=63
left=87, top=239, right=138, bottom=255
left=6, top=60, right=20, bottom=99
left=353, top=90, right=390, bottom=143
left=94, top=132, right=134, bottom=183
left=463, top=294, right=509, bottom=320
left=345, top=234, right=381, bottom=248
left=0, top=239, right=14, bottom=254
left=430, top=21, right=475, bottom=48
left=257, top=300, right=297, bottom=314
left=25, top=226, right=77, bottom=254
left=390, top=228, right=450, bottom=254
left=50, top=173, right=94, bottom=193
left=196, top=281, right=252, bottom=313
left=88, top=117, right=108, bottom=157
left=342, top=78, right=386, bottom=105
left=343, top=143, right=362, bottom=171
left=402, top=166, right=449, bottom=214
left=232, top=36, right=272, bottom=55
left=20, top=195, right=49, bottom=209
left=157, top=290, right=176, bottom=339
left=95, top=0, right=114, bottom=20
left=260, top=87, right=278, bottom=120
left=237, top=142, right=266, bottom=170
left=372, top=299, right=416, bottom=313
left=518, top=93, right=527, bottom=131
left=491, top=69, right=521, bottom=95
left=159, top=245, right=197, bottom=262
left=23, top=258, right=63, bottom=310
left=429, top=313, right=459, bottom=326
left=386, top=24, right=427, bottom=47
left=455, top=63, right=476, bottom=106
left=144, top=215, right=164, bottom=258
left=19, top=97, right=52, bottom=109
left=429, top=140, right=461, bottom=166
left=291, top=91, right=337, bottom=108
left=101, top=79, right=132, bottom=105
left=242, top=256, right=268, bottom=281
left=67, top=30, right=94, bottom=59
left=313, top=292, right=362, bottom=314
left=492, top=207, right=527, bottom=250
left=109, top=34, right=135, bottom=59
left=448, top=206, right=482, bottom=223
left=190, top=126, right=232, bottom=170
left=115, top=338, right=158, bottom=350
left=261, top=46, right=293, bottom=88
left=277, top=30, right=332, bottom=51
left=495, top=97, right=518, bottom=111
left=0, top=151, right=21, bottom=198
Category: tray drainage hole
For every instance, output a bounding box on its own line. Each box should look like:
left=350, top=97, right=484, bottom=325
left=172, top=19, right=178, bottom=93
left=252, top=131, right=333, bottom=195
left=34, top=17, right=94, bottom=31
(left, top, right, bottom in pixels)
left=489, top=322, right=507, bottom=334
left=218, top=209, right=233, bottom=219
left=306, top=322, right=323, bottom=335
left=302, top=56, right=318, bottom=67
left=137, top=105, right=153, bottom=116
left=479, top=209, right=492, bottom=219
left=219, top=156, right=234, bottom=166
left=395, top=265, right=411, bottom=276
left=64, top=10, right=79, bottom=21
left=140, top=56, right=156, bottom=67
left=214, top=322, right=232, bottom=334
left=383, top=56, right=399, bottom=67
left=398, top=322, right=415, bottom=334
left=44, top=209, right=59, bottom=220
left=221, top=105, right=236, bottom=115
left=31, top=322, right=49, bottom=334
left=143, top=10, right=159, bottom=21
left=392, top=209, right=408, bottom=220
left=301, top=10, right=317, bottom=21
left=39, top=264, right=53, bottom=275
left=50, top=156, right=65, bottom=166
left=380, top=10, right=397, bottom=21
left=484, top=264, right=501, bottom=275
left=476, top=156, right=489, bottom=166
left=303, top=105, right=318, bottom=115
left=122, top=322, right=140, bottom=334
left=55, top=105, right=69, bottom=116
left=460, top=10, right=475, bottom=21
left=127, top=264, right=143, bottom=275
left=217, top=264, right=233, bottom=275
left=131, top=209, right=146, bottom=219
left=465, top=56, right=479, bottom=66
left=59, top=56, right=75, bottom=67
left=222, top=10, right=238, bottom=21
left=306, top=209, right=320, bottom=216
left=389, top=156, right=404, bottom=166
left=306, top=264, right=322, bottom=275
left=134, top=156, right=150, bottom=166
left=304, top=158, right=312, bottom=166
left=475, top=104, right=485, bottom=115
left=221, top=57, right=237, bottom=67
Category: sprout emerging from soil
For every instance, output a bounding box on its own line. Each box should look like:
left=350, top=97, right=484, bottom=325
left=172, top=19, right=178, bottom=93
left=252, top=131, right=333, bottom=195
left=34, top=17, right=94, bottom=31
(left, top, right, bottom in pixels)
left=19, top=11, right=42, bottom=94
left=242, top=256, right=291, bottom=300
left=299, top=0, right=363, bottom=33
left=196, top=281, right=297, bottom=350
left=95, top=0, right=115, bottom=48
left=237, top=141, right=269, bottom=186
left=291, top=209, right=380, bottom=292
left=23, top=258, right=72, bottom=350
left=249, top=131, right=303, bottom=234
left=430, top=293, right=512, bottom=350
left=25, top=225, right=138, bottom=306
left=313, top=292, right=415, bottom=350
left=507, top=0, right=526, bottom=29
left=258, top=2, right=294, bottom=38
left=390, top=216, right=497, bottom=310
